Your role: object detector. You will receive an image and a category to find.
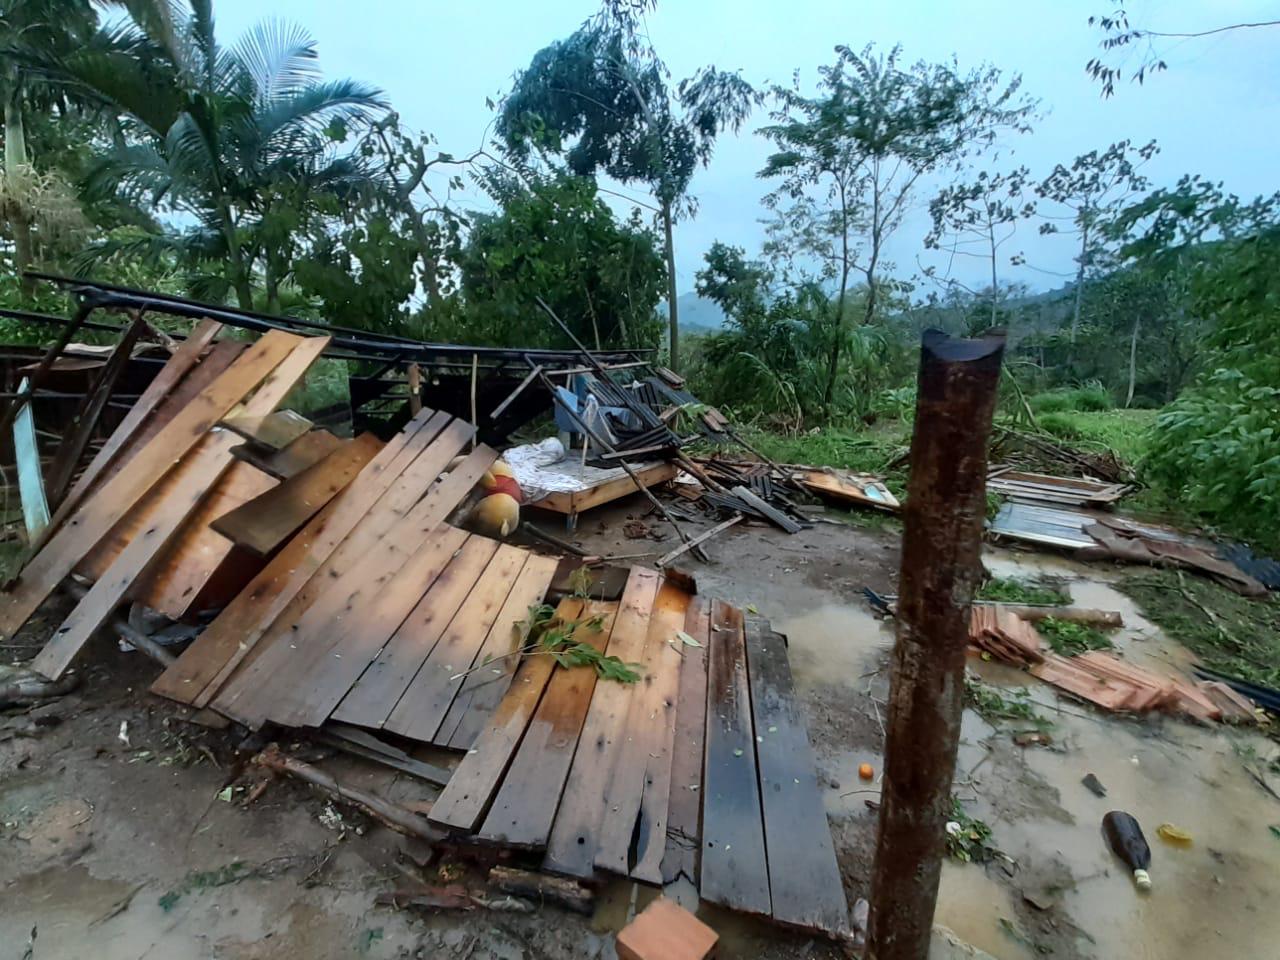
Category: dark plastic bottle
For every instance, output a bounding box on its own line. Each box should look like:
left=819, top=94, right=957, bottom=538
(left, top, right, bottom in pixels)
left=1103, top=811, right=1152, bottom=891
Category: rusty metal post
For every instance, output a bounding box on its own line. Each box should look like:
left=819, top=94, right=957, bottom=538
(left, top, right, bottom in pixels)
left=866, top=329, right=1004, bottom=960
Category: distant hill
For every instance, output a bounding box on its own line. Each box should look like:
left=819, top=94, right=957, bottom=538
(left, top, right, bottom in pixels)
left=666, top=292, right=727, bottom=335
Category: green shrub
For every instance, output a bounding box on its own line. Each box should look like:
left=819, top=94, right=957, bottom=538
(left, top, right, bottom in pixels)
left=1037, top=412, right=1082, bottom=440
left=1072, top=380, right=1114, bottom=412
left=1029, top=390, right=1072, bottom=414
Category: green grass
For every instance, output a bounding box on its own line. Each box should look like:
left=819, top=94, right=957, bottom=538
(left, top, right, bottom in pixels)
left=976, top=576, right=1070, bottom=606
left=1037, top=408, right=1158, bottom=465
left=964, top=675, right=1053, bottom=731
left=734, top=422, right=911, bottom=496
left=1029, top=383, right=1113, bottom=414
left=1037, top=617, right=1115, bottom=657
left=1117, top=570, right=1280, bottom=688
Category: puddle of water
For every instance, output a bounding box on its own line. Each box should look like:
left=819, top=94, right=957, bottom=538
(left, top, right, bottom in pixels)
left=935, top=864, right=1036, bottom=960
left=775, top=602, right=892, bottom=691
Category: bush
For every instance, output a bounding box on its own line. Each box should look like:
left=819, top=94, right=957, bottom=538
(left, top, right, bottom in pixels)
left=1037, top=412, right=1082, bottom=440
left=1029, top=382, right=1113, bottom=414
left=1029, top=391, right=1073, bottom=414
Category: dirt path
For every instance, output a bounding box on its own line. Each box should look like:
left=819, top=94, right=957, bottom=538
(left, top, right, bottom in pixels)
left=2, top=499, right=1278, bottom=959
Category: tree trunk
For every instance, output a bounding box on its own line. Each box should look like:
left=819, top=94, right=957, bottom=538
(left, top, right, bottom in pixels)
left=4, top=95, right=36, bottom=296
left=822, top=185, right=853, bottom=410
left=1070, top=223, right=1088, bottom=346
left=661, top=198, right=679, bottom=372
left=1125, top=315, right=1140, bottom=408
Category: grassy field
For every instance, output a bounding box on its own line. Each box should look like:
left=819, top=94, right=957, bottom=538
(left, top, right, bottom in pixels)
left=1034, top=408, right=1158, bottom=465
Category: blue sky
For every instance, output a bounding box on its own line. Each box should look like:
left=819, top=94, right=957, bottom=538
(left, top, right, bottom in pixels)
left=217, top=0, right=1280, bottom=297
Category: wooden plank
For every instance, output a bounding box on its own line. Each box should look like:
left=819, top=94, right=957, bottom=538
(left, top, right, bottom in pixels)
left=533, top=462, right=678, bottom=515
left=438, top=553, right=561, bottom=750
left=407, top=362, right=422, bottom=416
left=0, top=332, right=299, bottom=646
left=52, top=320, right=223, bottom=528
left=744, top=618, right=847, bottom=935
left=730, top=484, right=803, bottom=534
left=657, top=515, right=741, bottom=568
left=596, top=581, right=689, bottom=878
left=542, top=568, right=661, bottom=878
left=330, top=533, right=500, bottom=729
left=221, top=409, right=313, bottom=450
left=427, top=601, right=584, bottom=835
left=316, top=724, right=451, bottom=786
left=279, top=524, right=476, bottom=727
left=661, top=596, right=711, bottom=885
left=210, top=434, right=382, bottom=556
left=30, top=335, right=327, bottom=680
left=45, top=314, right=147, bottom=509
left=150, top=409, right=444, bottom=705
left=13, top=378, right=50, bottom=539
left=210, top=420, right=479, bottom=726
left=381, top=542, right=530, bottom=742
left=259, top=443, right=500, bottom=729
left=479, top=600, right=618, bottom=848
left=700, top=601, right=771, bottom=917
left=230, top=429, right=343, bottom=480
left=132, top=458, right=278, bottom=619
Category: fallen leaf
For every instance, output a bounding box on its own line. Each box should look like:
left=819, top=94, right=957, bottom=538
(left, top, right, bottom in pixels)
left=674, top=630, right=702, bottom=648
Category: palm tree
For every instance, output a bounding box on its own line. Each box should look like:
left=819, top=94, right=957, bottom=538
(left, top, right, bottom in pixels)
left=0, top=0, right=98, bottom=292
left=48, top=1, right=388, bottom=309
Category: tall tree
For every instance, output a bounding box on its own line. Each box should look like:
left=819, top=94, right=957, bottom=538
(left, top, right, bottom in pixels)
left=926, top=166, right=1035, bottom=332
left=1036, top=139, right=1157, bottom=344
left=48, top=2, right=386, bottom=309
left=758, top=43, right=1035, bottom=407
left=0, top=0, right=97, bottom=292
left=497, top=1, right=754, bottom=369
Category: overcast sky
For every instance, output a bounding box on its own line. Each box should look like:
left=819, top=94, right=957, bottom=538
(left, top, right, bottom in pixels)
left=217, top=0, right=1280, bottom=297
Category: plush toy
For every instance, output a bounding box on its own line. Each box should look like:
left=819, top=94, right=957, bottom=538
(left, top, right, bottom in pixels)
left=466, top=460, right=522, bottom=538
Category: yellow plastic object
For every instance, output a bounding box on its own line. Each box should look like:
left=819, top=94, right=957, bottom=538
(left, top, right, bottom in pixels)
left=1157, top=823, right=1193, bottom=847
left=858, top=763, right=875, bottom=781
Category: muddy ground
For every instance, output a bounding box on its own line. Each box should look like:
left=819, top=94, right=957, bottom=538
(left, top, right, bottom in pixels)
left=3, top=496, right=1280, bottom=960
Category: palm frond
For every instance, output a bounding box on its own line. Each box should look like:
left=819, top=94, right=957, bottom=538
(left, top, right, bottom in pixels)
left=232, top=19, right=320, bottom=104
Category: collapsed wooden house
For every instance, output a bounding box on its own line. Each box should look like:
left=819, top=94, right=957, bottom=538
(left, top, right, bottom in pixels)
left=0, top=300, right=852, bottom=937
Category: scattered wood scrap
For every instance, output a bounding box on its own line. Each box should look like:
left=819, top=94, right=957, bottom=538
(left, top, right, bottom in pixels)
left=987, top=466, right=1129, bottom=508
left=796, top=468, right=900, bottom=512
left=221, top=409, right=313, bottom=450
left=968, top=605, right=1044, bottom=667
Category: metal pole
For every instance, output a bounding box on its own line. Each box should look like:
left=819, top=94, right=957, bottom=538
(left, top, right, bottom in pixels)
left=866, top=329, right=1004, bottom=960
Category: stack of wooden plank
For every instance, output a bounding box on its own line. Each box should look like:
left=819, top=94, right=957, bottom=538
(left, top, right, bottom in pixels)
left=968, top=606, right=1044, bottom=667
left=1030, top=651, right=1256, bottom=722
left=987, top=466, right=1129, bottom=508
left=0, top=325, right=333, bottom=676
left=429, top=571, right=849, bottom=938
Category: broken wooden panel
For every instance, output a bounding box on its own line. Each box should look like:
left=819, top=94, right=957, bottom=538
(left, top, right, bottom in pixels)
left=744, top=618, right=848, bottom=936
left=987, top=466, right=1129, bottom=507
left=437, top=552, right=562, bottom=750
left=210, top=433, right=383, bottom=557
left=542, top=568, right=662, bottom=878
left=230, top=428, right=343, bottom=480
left=661, top=596, right=711, bottom=885
left=428, top=605, right=578, bottom=834
left=478, top=601, right=618, bottom=848
left=330, top=533, right=500, bottom=730
left=795, top=469, right=900, bottom=512
left=699, top=600, right=771, bottom=917
left=151, top=409, right=446, bottom=706
left=595, top=581, right=689, bottom=878
left=29, top=334, right=327, bottom=680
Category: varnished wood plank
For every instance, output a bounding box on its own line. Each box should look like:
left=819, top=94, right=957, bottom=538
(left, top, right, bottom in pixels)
left=660, top=596, right=711, bottom=885
left=274, top=524, right=474, bottom=727
left=533, top=462, right=678, bottom=515
left=438, top=553, right=561, bottom=750
left=542, top=568, right=661, bottom=878
left=596, top=581, right=689, bottom=878
left=3, top=332, right=299, bottom=649
left=700, top=601, right=771, bottom=917
left=134, top=458, right=277, bottom=618
left=221, top=409, right=312, bottom=450
left=150, top=409, right=443, bottom=705
left=428, top=600, right=584, bottom=835
left=230, top=428, right=342, bottom=480
left=48, top=319, right=223, bottom=536
left=210, top=419, right=478, bottom=726
left=30, top=335, right=327, bottom=680
left=73, top=339, right=247, bottom=585
left=380, top=542, right=529, bottom=741
left=479, top=601, right=618, bottom=848
left=250, top=440, right=498, bottom=729
left=331, top=533, right=500, bottom=729
left=210, top=434, right=382, bottom=556
left=744, top=618, right=847, bottom=935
